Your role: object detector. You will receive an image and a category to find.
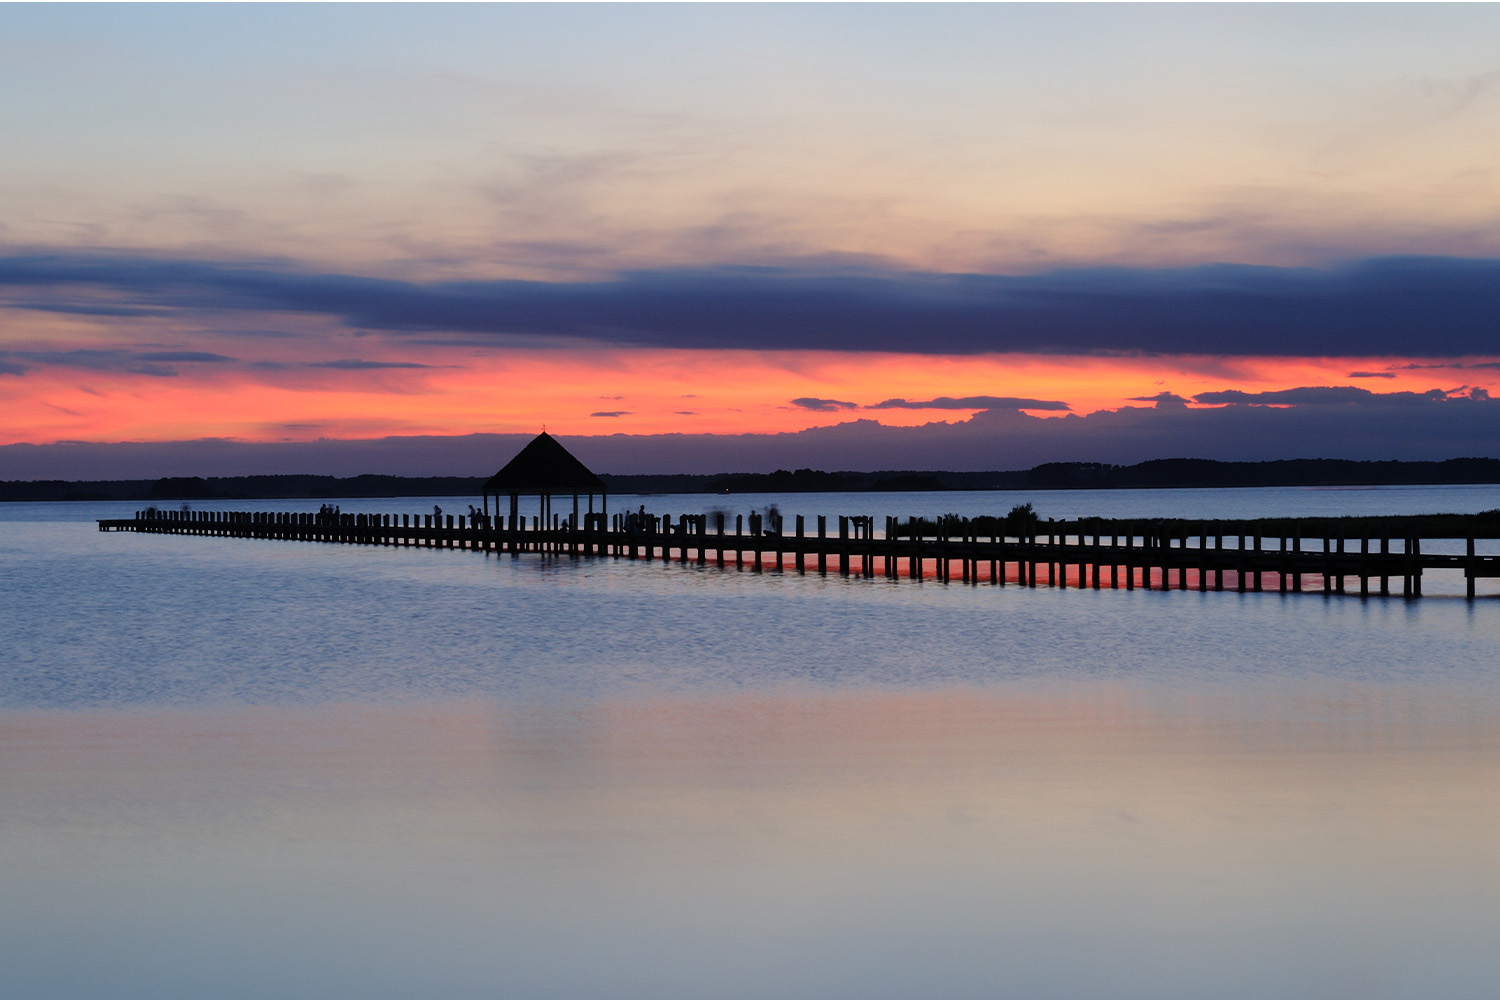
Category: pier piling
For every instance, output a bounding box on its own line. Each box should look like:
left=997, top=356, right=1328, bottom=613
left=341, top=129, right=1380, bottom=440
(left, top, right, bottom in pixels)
left=100, top=507, right=1500, bottom=602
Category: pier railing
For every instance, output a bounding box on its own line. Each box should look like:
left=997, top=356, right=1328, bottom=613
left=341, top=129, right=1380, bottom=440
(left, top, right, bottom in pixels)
left=99, top=507, right=1500, bottom=599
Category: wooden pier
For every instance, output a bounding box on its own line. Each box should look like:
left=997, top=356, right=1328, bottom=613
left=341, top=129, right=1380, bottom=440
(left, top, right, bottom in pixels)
left=98, top=507, right=1500, bottom=600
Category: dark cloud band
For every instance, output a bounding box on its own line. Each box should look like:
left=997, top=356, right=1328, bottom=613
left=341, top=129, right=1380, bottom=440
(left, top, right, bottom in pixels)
left=4, top=252, right=1500, bottom=357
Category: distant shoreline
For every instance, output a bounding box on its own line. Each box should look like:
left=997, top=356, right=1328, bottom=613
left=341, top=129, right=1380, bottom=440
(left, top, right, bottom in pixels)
left=4, top=457, right=1499, bottom=503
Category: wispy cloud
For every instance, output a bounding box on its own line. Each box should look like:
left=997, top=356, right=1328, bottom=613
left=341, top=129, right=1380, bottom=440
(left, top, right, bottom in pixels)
left=869, top=396, right=1071, bottom=411
left=0, top=346, right=441, bottom=378
left=0, top=348, right=187, bottom=377
left=7, top=301, right=172, bottom=318
left=135, top=351, right=237, bottom=363
left=306, top=359, right=434, bottom=370
left=1399, top=360, right=1500, bottom=371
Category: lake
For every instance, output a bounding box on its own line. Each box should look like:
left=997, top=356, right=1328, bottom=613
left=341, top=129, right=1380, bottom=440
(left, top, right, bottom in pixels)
left=3, top=486, right=1499, bottom=999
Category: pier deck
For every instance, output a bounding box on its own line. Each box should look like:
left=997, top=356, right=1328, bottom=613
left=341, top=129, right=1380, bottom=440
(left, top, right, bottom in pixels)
left=100, top=508, right=1500, bottom=599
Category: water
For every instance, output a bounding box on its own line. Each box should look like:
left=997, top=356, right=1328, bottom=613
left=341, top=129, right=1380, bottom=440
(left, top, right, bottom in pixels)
left=4, top=487, right=1500, bottom=999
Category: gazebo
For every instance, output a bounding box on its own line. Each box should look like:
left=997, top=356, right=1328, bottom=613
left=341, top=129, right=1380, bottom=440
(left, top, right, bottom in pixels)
left=482, top=431, right=607, bottom=530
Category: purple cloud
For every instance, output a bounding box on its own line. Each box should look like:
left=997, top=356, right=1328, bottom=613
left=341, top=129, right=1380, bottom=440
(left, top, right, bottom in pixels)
left=1128, top=392, right=1191, bottom=406
left=1193, top=386, right=1447, bottom=406
left=792, top=397, right=859, bottom=411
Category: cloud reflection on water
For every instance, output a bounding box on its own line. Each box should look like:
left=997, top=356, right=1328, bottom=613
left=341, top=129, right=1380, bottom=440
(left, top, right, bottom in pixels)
left=3, top=684, right=1498, bottom=999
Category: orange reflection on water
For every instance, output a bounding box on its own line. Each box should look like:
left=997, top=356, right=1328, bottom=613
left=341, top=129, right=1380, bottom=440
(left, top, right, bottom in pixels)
left=7, top=685, right=1497, bottom=854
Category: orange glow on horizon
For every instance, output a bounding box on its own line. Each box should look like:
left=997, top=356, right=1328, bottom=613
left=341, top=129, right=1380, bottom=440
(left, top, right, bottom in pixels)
left=2, top=345, right=1495, bottom=447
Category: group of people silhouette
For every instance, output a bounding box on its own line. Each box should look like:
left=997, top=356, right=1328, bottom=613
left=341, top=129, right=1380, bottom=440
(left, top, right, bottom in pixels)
left=624, top=505, right=654, bottom=536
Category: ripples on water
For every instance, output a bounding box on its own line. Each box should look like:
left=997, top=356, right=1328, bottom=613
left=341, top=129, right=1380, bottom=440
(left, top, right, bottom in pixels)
left=3, top=489, right=1500, bottom=999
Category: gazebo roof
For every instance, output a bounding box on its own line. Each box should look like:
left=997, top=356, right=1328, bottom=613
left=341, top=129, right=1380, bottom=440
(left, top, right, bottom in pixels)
left=483, top=432, right=606, bottom=495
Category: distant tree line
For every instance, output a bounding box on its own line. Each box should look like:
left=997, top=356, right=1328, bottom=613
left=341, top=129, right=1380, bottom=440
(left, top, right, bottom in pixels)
left=1022, top=457, right=1500, bottom=490
left=4, top=457, right=1500, bottom=502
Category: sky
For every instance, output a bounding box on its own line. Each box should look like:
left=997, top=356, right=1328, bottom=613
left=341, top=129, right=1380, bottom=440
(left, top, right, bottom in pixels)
left=4, top=3, right=1500, bottom=479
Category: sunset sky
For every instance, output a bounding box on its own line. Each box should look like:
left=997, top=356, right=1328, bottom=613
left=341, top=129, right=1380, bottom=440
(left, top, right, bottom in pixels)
left=4, top=4, right=1500, bottom=478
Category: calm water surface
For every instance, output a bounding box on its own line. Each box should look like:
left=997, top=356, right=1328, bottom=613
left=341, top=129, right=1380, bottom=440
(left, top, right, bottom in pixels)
left=3, top=488, right=1499, bottom=999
